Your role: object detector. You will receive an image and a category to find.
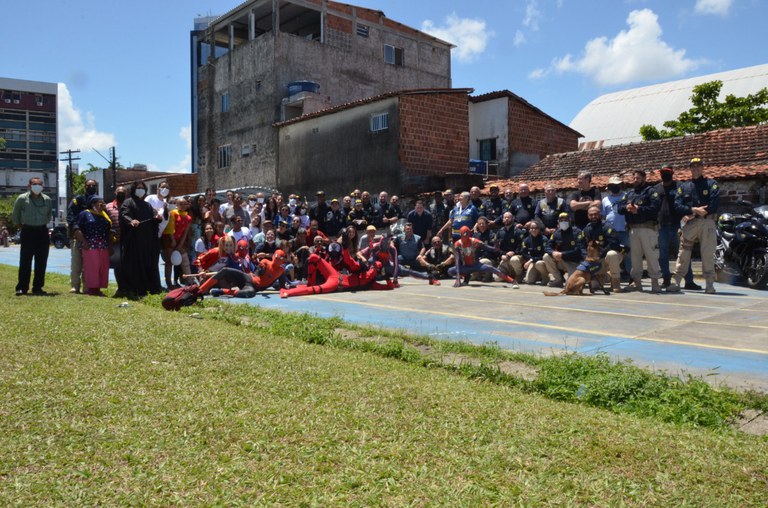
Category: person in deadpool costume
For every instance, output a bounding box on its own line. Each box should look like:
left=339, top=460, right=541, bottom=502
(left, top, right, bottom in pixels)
left=280, top=251, right=394, bottom=298
left=195, top=249, right=289, bottom=298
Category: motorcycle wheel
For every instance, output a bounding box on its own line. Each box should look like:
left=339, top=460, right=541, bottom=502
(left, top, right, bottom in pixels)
left=54, top=238, right=65, bottom=249
left=745, top=251, right=768, bottom=289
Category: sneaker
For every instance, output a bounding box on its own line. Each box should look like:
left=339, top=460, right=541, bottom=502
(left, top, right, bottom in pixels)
left=511, top=282, right=520, bottom=289
left=31, top=289, right=48, bottom=296
left=428, top=277, right=441, bottom=286
left=69, top=287, right=80, bottom=294
left=705, top=287, right=716, bottom=294
left=666, top=282, right=681, bottom=293
left=662, top=276, right=671, bottom=289
left=547, top=280, right=564, bottom=288
left=15, top=289, right=26, bottom=296
left=209, top=288, right=224, bottom=297
left=684, top=281, right=703, bottom=290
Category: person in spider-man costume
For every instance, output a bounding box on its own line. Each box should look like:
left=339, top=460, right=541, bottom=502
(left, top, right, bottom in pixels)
left=449, top=226, right=519, bottom=288
left=280, top=251, right=394, bottom=298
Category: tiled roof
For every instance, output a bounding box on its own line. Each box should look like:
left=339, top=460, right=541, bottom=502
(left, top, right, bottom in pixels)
left=274, top=88, right=474, bottom=127
left=486, top=124, right=768, bottom=193
left=470, top=90, right=582, bottom=138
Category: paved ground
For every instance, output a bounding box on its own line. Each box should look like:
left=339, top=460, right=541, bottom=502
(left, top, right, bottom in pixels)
left=3, top=244, right=767, bottom=392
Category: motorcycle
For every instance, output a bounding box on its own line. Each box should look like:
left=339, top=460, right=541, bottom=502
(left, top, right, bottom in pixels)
left=715, top=200, right=768, bottom=289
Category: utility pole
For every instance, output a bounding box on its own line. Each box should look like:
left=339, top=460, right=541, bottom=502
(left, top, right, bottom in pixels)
left=109, top=146, right=117, bottom=200
left=59, top=149, right=81, bottom=208
left=93, top=146, right=118, bottom=200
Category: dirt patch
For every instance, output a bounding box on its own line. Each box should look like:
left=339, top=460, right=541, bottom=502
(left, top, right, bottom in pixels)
left=734, top=409, right=768, bottom=436
left=498, top=360, right=538, bottom=381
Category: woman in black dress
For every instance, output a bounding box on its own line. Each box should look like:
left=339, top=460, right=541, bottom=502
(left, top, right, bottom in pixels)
left=119, top=181, right=162, bottom=296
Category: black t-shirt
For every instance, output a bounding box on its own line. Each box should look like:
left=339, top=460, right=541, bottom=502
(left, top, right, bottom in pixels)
left=567, top=187, right=599, bottom=230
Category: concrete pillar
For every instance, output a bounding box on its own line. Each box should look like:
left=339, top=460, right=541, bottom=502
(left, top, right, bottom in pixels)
left=272, top=0, right=279, bottom=36
left=228, top=24, right=234, bottom=52
left=249, top=10, right=255, bottom=40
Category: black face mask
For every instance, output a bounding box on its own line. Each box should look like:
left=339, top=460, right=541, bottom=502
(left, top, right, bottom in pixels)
left=608, top=184, right=621, bottom=194
left=86, top=186, right=97, bottom=196
left=661, top=172, right=674, bottom=183
left=116, top=192, right=126, bottom=202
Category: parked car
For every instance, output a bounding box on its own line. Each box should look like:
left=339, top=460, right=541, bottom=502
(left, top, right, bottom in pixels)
left=49, top=225, right=70, bottom=249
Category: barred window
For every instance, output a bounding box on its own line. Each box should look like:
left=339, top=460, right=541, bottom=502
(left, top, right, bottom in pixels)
left=370, top=112, right=389, bottom=132
left=217, top=144, right=231, bottom=168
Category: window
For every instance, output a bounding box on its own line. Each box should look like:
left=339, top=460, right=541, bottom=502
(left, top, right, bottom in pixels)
left=241, top=144, right=250, bottom=157
left=35, top=95, right=45, bottom=107
left=356, top=24, right=369, bottom=37
left=370, top=112, right=389, bottom=133
left=217, top=144, right=232, bottom=168
left=221, top=91, right=230, bottom=113
left=479, top=138, right=497, bottom=161
left=383, top=44, right=404, bottom=66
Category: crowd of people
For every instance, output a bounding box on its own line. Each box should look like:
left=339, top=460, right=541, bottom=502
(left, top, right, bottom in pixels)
left=11, top=156, right=719, bottom=299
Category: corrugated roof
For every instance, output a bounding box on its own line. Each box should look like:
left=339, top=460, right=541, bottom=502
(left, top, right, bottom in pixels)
left=485, top=123, right=768, bottom=194
left=570, top=63, right=768, bottom=148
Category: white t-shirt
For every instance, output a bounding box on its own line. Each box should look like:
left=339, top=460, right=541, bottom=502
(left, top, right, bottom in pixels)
left=145, top=194, right=170, bottom=238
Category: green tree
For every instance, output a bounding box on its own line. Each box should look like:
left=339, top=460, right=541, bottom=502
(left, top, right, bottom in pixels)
left=640, top=80, right=768, bottom=140
left=0, top=194, right=19, bottom=230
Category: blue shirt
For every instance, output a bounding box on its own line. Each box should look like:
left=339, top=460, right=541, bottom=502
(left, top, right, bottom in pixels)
left=601, top=193, right=627, bottom=232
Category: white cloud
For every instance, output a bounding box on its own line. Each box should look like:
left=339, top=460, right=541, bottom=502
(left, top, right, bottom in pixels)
left=168, top=126, right=192, bottom=174
left=513, top=30, right=527, bottom=47
left=523, top=0, right=542, bottom=31
left=421, top=13, right=493, bottom=63
left=694, top=0, right=733, bottom=16
left=528, top=68, right=548, bottom=79
left=57, top=83, right=116, bottom=154
left=548, top=9, right=702, bottom=86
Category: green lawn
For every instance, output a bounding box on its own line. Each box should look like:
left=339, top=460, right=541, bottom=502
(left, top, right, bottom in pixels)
left=1, top=265, right=767, bottom=506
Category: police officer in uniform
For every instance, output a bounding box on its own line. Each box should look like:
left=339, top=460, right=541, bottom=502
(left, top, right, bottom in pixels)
left=667, top=157, right=720, bottom=294
left=483, top=184, right=505, bottom=222
left=617, top=169, right=662, bottom=293
left=579, top=205, right=625, bottom=292
left=543, top=212, right=583, bottom=287
left=655, top=164, right=698, bottom=289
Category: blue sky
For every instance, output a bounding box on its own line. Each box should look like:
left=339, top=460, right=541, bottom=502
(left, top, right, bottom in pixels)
left=3, top=0, right=765, bottom=176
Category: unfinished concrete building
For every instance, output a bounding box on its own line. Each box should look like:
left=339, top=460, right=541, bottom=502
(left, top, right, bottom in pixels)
left=192, top=0, right=454, bottom=192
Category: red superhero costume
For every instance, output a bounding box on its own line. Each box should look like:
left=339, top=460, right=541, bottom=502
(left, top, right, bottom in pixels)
left=197, top=249, right=288, bottom=298
left=280, top=253, right=393, bottom=298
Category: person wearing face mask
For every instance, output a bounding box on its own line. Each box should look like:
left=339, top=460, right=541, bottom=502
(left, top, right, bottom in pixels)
left=12, top=177, right=53, bottom=296
left=543, top=212, right=583, bottom=288
left=654, top=164, right=698, bottom=290
left=601, top=174, right=631, bottom=281
left=106, top=186, right=127, bottom=296
left=67, top=178, right=98, bottom=293
left=119, top=181, right=162, bottom=297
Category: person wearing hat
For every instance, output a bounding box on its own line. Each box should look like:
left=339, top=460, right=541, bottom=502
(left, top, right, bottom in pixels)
left=601, top=174, right=631, bottom=281
left=12, top=176, right=53, bottom=296
left=348, top=199, right=370, bottom=231
left=75, top=194, right=112, bottom=296
left=655, top=164, right=698, bottom=289
left=323, top=198, right=347, bottom=237
left=542, top=212, right=583, bottom=287
left=617, top=169, right=662, bottom=293
left=668, top=157, right=720, bottom=294
left=309, top=190, right=329, bottom=233
left=358, top=224, right=378, bottom=253
left=483, top=184, right=504, bottom=222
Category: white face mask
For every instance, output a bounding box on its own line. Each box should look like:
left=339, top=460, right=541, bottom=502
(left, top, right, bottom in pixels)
left=257, top=198, right=264, bottom=204
left=559, top=221, right=570, bottom=230
left=249, top=200, right=256, bottom=207
left=30, top=184, right=44, bottom=194
left=159, top=187, right=170, bottom=197
left=135, top=189, right=146, bottom=198
left=289, top=198, right=296, bottom=206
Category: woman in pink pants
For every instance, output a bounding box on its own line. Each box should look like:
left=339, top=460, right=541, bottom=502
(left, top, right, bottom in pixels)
left=75, top=195, right=113, bottom=296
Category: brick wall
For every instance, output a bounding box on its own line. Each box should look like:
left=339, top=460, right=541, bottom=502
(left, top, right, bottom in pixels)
left=326, top=13, right=352, bottom=34
left=508, top=99, right=579, bottom=158
left=398, top=93, right=469, bottom=177
left=719, top=179, right=768, bottom=207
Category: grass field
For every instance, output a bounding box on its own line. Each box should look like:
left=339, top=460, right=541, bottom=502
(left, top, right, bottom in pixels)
left=1, top=265, right=767, bottom=506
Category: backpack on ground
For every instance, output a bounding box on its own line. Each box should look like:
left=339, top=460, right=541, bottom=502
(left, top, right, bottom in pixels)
left=162, top=284, right=202, bottom=311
